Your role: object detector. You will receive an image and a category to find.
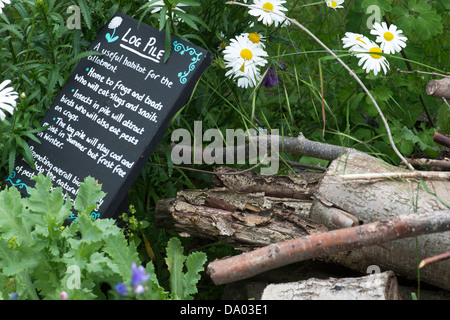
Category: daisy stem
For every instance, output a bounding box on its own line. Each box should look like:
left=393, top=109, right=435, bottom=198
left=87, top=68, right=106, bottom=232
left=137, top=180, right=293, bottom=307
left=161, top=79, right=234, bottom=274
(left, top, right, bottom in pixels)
left=226, top=1, right=415, bottom=171
left=297, top=1, right=325, bottom=8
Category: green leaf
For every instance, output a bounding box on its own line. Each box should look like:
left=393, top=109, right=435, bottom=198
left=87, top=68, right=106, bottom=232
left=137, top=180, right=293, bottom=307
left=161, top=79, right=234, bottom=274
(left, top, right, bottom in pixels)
left=0, top=187, right=31, bottom=244
left=165, top=237, right=207, bottom=299
left=165, top=237, right=186, bottom=299
left=182, top=251, right=207, bottom=299
left=74, top=176, right=106, bottom=215
left=414, top=12, right=443, bottom=40
left=164, top=20, right=172, bottom=63
left=102, top=233, right=140, bottom=282
left=24, top=174, right=72, bottom=227
left=76, top=0, right=91, bottom=29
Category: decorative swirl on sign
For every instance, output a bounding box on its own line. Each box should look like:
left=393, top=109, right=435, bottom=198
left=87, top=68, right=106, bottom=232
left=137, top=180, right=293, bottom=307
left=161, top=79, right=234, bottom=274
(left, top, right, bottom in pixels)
left=173, top=41, right=203, bottom=84
left=6, top=171, right=30, bottom=195
left=67, top=211, right=100, bottom=223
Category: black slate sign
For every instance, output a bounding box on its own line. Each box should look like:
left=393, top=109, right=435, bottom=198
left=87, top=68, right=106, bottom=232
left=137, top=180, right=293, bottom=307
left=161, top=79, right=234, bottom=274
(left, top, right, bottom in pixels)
left=5, top=12, right=213, bottom=222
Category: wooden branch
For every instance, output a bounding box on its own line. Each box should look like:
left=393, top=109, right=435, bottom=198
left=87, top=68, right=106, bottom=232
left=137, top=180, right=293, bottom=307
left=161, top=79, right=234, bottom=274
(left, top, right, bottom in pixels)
left=434, top=131, right=450, bottom=148
left=261, top=271, right=399, bottom=300
left=168, top=133, right=347, bottom=163
left=419, top=251, right=450, bottom=269
left=338, top=171, right=450, bottom=181
left=207, top=210, right=450, bottom=285
left=402, top=158, right=450, bottom=170
left=426, top=77, right=450, bottom=99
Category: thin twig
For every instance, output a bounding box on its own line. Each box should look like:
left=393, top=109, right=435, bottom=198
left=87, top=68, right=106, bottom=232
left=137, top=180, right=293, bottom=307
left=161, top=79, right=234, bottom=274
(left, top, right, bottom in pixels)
left=146, top=154, right=268, bottom=176
left=443, top=97, right=450, bottom=109
left=401, top=158, right=450, bottom=169
left=338, top=171, right=450, bottom=181
left=396, top=68, right=449, bottom=79
left=419, top=251, right=450, bottom=269
left=225, top=1, right=414, bottom=170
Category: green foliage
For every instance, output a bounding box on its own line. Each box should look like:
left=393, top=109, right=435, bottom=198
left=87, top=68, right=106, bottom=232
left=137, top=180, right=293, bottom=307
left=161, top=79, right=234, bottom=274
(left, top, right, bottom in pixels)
left=0, top=175, right=208, bottom=300
left=0, top=174, right=141, bottom=299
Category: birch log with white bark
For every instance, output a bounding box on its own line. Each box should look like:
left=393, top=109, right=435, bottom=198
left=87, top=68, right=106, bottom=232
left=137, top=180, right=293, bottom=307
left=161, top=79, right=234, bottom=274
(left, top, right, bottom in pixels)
left=261, top=271, right=399, bottom=300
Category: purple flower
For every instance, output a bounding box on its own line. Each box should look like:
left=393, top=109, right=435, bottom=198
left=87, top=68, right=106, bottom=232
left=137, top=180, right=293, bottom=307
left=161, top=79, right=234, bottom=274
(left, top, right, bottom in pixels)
left=131, top=262, right=150, bottom=285
left=261, top=66, right=279, bottom=88
left=115, top=282, right=128, bottom=296
left=261, top=61, right=286, bottom=89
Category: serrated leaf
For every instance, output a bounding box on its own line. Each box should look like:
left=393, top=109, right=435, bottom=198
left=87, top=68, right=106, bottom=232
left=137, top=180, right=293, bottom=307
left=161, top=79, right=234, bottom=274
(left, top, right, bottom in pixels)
left=77, top=0, right=91, bottom=29
left=414, top=12, right=443, bottom=40
left=74, top=176, right=106, bottom=215
left=102, top=233, right=140, bottom=282
left=24, top=174, right=72, bottom=227
left=0, top=187, right=31, bottom=243
left=182, top=251, right=207, bottom=299
left=165, top=237, right=186, bottom=299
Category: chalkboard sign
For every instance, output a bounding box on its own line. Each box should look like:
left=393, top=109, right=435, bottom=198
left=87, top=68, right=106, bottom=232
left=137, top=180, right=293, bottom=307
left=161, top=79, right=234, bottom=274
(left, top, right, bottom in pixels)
left=5, top=12, right=213, bottom=222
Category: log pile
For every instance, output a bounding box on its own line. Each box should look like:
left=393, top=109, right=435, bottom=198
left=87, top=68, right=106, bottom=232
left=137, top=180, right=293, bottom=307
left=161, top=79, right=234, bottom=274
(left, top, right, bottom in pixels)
left=155, top=137, right=450, bottom=297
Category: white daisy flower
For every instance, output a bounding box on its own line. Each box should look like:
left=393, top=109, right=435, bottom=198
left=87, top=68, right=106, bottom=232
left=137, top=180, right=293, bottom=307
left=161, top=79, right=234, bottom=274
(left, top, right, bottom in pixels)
left=148, top=1, right=187, bottom=22
left=0, top=80, right=18, bottom=121
left=223, top=35, right=268, bottom=81
left=248, top=0, right=290, bottom=27
left=370, top=22, right=408, bottom=54
left=0, top=0, right=11, bottom=14
left=326, top=0, right=344, bottom=10
left=342, top=32, right=371, bottom=52
left=355, top=41, right=390, bottom=76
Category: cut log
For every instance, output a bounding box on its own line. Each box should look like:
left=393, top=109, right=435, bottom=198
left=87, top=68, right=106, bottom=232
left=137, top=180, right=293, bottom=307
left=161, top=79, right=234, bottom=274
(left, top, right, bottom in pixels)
left=426, top=77, right=450, bottom=99
left=260, top=271, right=399, bottom=300
left=155, top=188, right=326, bottom=247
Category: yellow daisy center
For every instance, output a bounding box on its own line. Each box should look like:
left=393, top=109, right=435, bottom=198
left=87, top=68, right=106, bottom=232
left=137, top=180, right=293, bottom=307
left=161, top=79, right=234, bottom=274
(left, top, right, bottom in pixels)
left=383, top=32, right=394, bottom=41
left=240, top=48, right=253, bottom=61
left=248, top=33, right=261, bottom=44
left=221, top=42, right=227, bottom=50
left=263, top=2, right=274, bottom=11
left=240, top=62, right=245, bottom=72
left=331, top=1, right=337, bottom=8
left=369, top=47, right=383, bottom=59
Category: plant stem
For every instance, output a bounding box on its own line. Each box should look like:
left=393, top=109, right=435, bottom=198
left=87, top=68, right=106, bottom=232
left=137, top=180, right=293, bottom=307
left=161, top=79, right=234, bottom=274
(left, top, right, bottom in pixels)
left=225, top=1, right=415, bottom=170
